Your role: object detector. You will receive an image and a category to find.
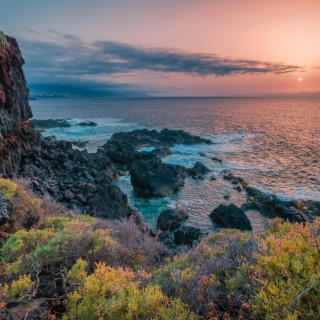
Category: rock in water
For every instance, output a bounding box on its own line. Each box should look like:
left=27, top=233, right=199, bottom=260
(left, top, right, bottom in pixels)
left=77, top=121, right=97, bottom=127
left=188, top=161, right=211, bottom=179
left=210, top=204, right=252, bottom=231
left=243, top=186, right=306, bottom=222
left=31, top=119, right=71, bottom=130
left=0, top=32, right=40, bottom=177
left=130, top=159, right=185, bottom=197
left=157, top=208, right=189, bottom=231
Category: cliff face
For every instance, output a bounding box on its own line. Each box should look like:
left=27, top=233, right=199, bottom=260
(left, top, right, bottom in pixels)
left=0, top=31, right=39, bottom=177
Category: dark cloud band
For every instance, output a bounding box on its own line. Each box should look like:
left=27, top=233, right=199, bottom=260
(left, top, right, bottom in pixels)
left=20, top=34, right=303, bottom=85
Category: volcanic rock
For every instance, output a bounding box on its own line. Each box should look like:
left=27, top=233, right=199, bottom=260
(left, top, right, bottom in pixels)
left=242, top=187, right=306, bottom=222
left=31, top=119, right=71, bottom=130
left=210, top=204, right=252, bottom=231
left=130, top=159, right=185, bottom=197
left=157, top=208, right=189, bottom=231
left=77, top=121, right=97, bottom=127
left=188, top=161, right=211, bottom=179
left=0, top=32, right=40, bottom=177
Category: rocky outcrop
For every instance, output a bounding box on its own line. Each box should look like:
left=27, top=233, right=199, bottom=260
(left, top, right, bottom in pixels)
left=130, top=159, right=186, bottom=197
left=31, top=118, right=71, bottom=130
left=188, top=161, right=211, bottom=179
left=242, top=187, right=307, bottom=222
left=157, top=208, right=189, bottom=231
left=210, top=204, right=252, bottom=231
left=222, top=172, right=319, bottom=221
left=20, top=137, right=137, bottom=220
left=101, top=128, right=212, bottom=167
left=77, top=121, right=97, bottom=126
left=0, top=31, right=39, bottom=177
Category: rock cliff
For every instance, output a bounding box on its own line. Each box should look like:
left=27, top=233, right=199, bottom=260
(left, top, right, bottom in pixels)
left=0, top=31, right=39, bottom=177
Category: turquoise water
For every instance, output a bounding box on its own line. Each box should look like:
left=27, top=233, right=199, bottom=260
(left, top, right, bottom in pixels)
left=31, top=97, right=320, bottom=229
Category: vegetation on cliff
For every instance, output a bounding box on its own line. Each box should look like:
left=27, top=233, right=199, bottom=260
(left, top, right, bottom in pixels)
left=0, top=31, right=9, bottom=48
left=0, top=179, right=319, bottom=319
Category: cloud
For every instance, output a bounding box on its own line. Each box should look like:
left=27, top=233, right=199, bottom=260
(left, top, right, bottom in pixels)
left=18, top=32, right=303, bottom=92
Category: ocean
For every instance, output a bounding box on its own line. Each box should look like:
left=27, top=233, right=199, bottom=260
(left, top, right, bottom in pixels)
left=30, top=97, right=320, bottom=230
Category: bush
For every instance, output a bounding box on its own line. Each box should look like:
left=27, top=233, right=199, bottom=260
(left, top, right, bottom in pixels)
left=251, top=218, right=320, bottom=319
left=1, top=216, right=118, bottom=275
left=2, top=181, right=43, bottom=230
left=0, top=179, right=17, bottom=198
left=0, top=31, right=9, bottom=48
left=63, top=259, right=198, bottom=320
left=0, top=274, right=34, bottom=302
left=97, top=219, right=169, bottom=269
left=0, top=179, right=68, bottom=232
left=153, top=229, right=257, bottom=319
left=1, top=216, right=168, bottom=278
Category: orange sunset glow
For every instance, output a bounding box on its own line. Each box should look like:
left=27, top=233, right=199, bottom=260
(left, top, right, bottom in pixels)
left=1, top=0, right=319, bottom=96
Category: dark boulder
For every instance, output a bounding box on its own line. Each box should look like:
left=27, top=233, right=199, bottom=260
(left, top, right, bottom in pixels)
left=210, top=204, right=252, bottom=231
left=77, top=121, right=97, bottom=127
left=174, top=226, right=202, bottom=246
left=243, top=187, right=305, bottom=222
left=158, top=129, right=212, bottom=145
left=130, top=159, right=185, bottom=197
left=157, top=208, right=189, bottom=231
left=104, top=140, right=137, bottom=165
left=31, top=119, right=71, bottom=130
left=212, top=157, right=223, bottom=163
left=188, top=161, right=211, bottom=178
left=87, top=185, right=136, bottom=219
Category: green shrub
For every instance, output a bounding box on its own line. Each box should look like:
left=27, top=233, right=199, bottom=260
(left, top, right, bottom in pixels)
left=0, top=31, right=9, bottom=48
left=0, top=179, right=17, bottom=198
left=63, top=259, right=198, bottom=320
left=0, top=216, right=117, bottom=274
left=153, top=229, right=257, bottom=319
left=0, top=274, right=34, bottom=301
left=251, top=218, right=320, bottom=319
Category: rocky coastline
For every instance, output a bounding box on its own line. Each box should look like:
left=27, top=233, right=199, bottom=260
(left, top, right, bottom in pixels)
left=15, top=122, right=320, bottom=238
left=1, top=31, right=320, bottom=320
left=1, top=31, right=319, bottom=237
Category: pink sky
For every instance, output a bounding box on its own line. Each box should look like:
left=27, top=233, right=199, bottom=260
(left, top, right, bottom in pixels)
left=1, top=0, right=320, bottom=96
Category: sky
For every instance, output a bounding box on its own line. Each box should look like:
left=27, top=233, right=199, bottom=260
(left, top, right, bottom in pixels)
left=1, top=0, right=320, bottom=96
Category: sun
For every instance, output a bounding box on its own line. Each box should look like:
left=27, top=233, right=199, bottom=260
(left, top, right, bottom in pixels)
left=298, top=77, right=303, bottom=82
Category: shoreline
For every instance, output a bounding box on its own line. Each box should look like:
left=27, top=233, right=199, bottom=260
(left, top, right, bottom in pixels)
left=15, top=119, right=319, bottom=240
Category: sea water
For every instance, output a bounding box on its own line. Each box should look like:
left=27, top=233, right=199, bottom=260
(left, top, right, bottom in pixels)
left=31, top=97, right=320, bottom=229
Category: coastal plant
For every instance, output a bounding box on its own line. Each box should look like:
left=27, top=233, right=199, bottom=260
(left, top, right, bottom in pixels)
left=97, top=219, right=169, bottom=269
left=63, top=259, right=198, bottom=320
left=0, top=179, right=17, bottom=198
left=0, top=274, right=34, bottom=302
left=153, top=229, right=257, bottom=319
left=0, top=179, right=69, bottom=234
left=1, top=215, right=167, bottom=278
left=250, top=218, right=320, bottom=319
left=0, top=31, right=9, bottom=48
left=0, top=216, right=118, bottom=275
left=0, top=179, right=43, bottom=230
